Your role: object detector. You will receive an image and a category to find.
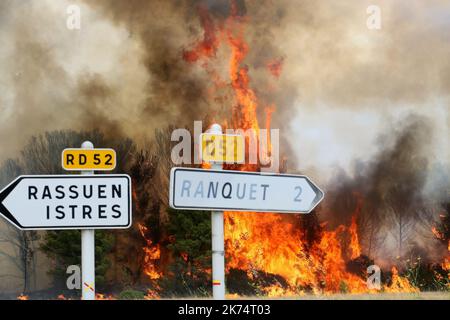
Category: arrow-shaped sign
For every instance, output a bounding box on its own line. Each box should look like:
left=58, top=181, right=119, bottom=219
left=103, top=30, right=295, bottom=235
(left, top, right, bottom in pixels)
left=170, top=168, right=324, bottom=213
left=0, top=175, right=132, bottom=230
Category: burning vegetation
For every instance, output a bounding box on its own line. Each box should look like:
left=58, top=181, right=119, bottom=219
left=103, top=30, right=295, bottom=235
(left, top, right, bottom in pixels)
left=135, top=1, right=450, bottom=298
left=0, top=0, right=449, bottom=299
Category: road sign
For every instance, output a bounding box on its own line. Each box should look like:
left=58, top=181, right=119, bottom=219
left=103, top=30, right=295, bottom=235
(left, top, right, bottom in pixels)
left=0, top=175, right=132, bottom=230
left=62, top=148, right=116, bottom=171
left=200, top=133, right=244, bottom=164
left=169, top=167, right=324, bottom=213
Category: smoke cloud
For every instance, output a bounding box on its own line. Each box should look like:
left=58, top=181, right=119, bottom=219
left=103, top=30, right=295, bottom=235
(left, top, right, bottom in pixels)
left=0, top=1, right=448, bottom=260
left=1, top=0, right=448, bottom=164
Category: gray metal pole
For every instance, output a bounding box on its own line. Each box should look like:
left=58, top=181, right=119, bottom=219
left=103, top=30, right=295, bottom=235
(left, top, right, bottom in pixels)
left=209, top=124, right=225, bottom=300
left=81, top=141, right=95, bottom=300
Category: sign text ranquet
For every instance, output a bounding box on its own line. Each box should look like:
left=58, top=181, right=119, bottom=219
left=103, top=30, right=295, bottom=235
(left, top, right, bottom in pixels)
left=169, top=168, right=324, bottom=213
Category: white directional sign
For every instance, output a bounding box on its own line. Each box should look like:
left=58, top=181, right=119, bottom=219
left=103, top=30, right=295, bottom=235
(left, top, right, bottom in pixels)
left=169, top=168, right=324, bottom=213
left=0, top=175, right=132, bottom=230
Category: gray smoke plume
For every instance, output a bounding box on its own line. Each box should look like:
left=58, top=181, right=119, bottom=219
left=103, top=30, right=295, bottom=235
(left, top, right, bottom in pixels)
left=322, top=114, right=449, bottom=263
left=1, top=0, right=448, bottom=163
left=0, top=1, right=448, bottom=263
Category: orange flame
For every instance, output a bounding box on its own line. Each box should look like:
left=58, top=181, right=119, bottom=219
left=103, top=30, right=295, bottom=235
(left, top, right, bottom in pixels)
left=183, top=6, right=219, bottom=63
left=144, top=289, right=160, bottom=300
left=95, top=293, right=116, bottom=300
left=145, top=0, right=425, bottom=297
left=432, top=225, right=450, bottom=272
left=348, top=197, right=362, bottom=260
left=266, top=58, right=284, bottom=79
left=443, top=241, right=450, bottom=272
left=383, top=267, right=419, bottom=293
left=182, top=1, right=405, bottom=296
left=224, top=211, right=371, bottom=295
left=432, top=227, right=445, bottom=240
left=139, top=224, right=162, bottom=280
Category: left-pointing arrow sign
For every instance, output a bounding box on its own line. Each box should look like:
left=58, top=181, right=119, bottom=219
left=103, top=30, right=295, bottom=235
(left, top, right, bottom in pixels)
left=0, top=175, right=132, bottom=230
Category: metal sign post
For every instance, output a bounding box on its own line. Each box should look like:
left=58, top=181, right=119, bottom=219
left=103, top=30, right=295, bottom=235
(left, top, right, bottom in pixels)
left=209, top=124, right=226, bottom=300
left=81, top=141, right=95, bottom=300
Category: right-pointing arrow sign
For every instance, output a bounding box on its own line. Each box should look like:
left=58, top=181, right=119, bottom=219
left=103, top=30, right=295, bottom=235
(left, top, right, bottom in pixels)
left=170, top=168, right=324, bottom=213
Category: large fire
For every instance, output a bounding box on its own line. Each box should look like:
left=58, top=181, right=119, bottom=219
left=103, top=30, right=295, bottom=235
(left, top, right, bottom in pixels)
left=184, top=2, right=384, bottom=296
left=137, top=1, right=449, bottom=298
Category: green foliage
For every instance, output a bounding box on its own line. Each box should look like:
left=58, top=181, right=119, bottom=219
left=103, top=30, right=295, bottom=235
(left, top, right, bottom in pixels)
left=118, top=289, right=146, bottom=300
left=402, top=257, right=450, bottom=291
left=227, top=269, right=258, bottom=296
left=40, top=230, right=114, bottom=288
left=403, top=258, right=428, bottom=290
left=166, top=208, right=211, bottom=261
left=339, top=281, right=349, bottom=293
left=158, top=208, right=211, bottom=297
left=431, top=269, right=450, bottom=291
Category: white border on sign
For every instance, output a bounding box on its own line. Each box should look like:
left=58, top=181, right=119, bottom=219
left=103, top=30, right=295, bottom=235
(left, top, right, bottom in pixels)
left=0, top=174, right=132, bottom=230
left=169, top=167, right=325, bottom=214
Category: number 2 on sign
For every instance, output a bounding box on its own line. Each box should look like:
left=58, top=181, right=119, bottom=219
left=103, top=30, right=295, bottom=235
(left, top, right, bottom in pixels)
left=92, top=153, right=113, bottom=166
left=294, top=186, right=302, bottom=202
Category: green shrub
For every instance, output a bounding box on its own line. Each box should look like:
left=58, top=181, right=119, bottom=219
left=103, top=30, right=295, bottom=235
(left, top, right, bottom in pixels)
left=119, top=289, right=146, bottom=300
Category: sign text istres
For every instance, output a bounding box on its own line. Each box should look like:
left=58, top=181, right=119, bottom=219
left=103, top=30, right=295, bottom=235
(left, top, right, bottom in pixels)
left=0, top=175, right=131, bottom=229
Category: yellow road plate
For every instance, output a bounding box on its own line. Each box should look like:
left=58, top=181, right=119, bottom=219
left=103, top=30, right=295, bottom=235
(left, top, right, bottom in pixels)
left=62, top=148, right=116, bottom=171
left=200, top=133, right=245, bottom=163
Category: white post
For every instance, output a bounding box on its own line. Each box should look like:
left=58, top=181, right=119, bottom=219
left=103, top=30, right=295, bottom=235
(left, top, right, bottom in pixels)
left=81, top=141, right=95, bottom=300
left=209, top=124, right=225, bottom=300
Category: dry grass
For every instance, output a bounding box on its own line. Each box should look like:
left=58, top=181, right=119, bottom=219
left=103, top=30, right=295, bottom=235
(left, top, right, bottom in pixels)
left=162, top=292, right=450, bottom=300
left=235, top=292, right=450, bottom=300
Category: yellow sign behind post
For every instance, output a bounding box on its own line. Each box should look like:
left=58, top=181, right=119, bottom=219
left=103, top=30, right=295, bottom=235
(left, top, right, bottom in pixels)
left=62, top=148, right=116, bottom=171
left=200, top=133, right=245, bottom=164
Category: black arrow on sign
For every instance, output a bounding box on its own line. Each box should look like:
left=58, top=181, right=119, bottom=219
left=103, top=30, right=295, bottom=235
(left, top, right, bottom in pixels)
left=0, top=176, right=24, bottom=229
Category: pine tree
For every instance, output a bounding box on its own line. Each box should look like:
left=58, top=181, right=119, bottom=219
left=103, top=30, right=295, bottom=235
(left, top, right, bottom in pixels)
left=158, top=208, right=212, bottom=296
left=40, top=230, right=113, bottom=288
